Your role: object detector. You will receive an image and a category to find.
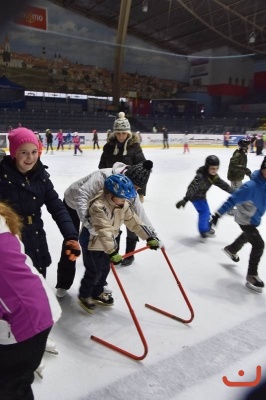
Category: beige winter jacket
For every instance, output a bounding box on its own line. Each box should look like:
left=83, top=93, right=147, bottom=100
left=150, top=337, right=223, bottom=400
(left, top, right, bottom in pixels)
left=87, top=191, right=153, bottom=254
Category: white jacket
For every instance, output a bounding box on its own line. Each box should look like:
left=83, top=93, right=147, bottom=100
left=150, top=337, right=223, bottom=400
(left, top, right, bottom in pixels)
left=64, top=162, right=157, bottom=234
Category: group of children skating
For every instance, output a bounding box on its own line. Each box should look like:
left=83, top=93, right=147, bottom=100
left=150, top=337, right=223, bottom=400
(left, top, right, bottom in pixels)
left=1, top=124, right=266, bottom=399
left=176, top=138, right=265, bottom=293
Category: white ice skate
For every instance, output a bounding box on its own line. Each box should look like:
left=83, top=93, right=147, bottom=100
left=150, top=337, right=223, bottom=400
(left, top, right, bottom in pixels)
left=45, top=337, right=58, bottom=355
left=35, top=359, right=45, bottom=379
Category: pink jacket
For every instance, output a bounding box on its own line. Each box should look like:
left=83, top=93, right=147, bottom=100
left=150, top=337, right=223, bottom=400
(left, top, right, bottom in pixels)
left=0, top=216, right=61, bottom=344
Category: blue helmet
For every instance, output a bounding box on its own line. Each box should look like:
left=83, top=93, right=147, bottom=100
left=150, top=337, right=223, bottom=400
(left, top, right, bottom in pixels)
left=104, top=174, right=137, bottom=199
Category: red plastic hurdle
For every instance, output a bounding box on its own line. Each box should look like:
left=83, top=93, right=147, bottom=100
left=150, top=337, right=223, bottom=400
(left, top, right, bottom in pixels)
left=91, top=246, right=194, bottom=360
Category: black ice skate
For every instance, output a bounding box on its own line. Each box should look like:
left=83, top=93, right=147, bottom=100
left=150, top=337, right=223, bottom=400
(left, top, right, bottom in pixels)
left=222, top=246, right=240, bottom=262
left=245, top=275, right=264, bottom=293
left=92, top=292, right=114, bottom=306
left=78, top=296, right=96, bottom=313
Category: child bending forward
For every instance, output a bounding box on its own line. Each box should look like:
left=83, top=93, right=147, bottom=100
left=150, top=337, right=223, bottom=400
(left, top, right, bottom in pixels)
left=78, top=174, right=159, bottom=313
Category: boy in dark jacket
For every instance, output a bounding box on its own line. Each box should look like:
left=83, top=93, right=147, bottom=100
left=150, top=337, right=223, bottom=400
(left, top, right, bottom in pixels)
left=176, top=155, right=233, bottom=238
left=227, top=138, right=251, bottom=215
left=211, top=157, right=266, bottom=293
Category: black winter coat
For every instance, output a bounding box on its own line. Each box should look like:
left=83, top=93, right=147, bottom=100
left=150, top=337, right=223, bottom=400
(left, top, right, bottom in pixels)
left=98, top=133, right=147, bottom=195
left=185, top=166, right=233, bottom=201
left=0, top=156, right=78, bottom=272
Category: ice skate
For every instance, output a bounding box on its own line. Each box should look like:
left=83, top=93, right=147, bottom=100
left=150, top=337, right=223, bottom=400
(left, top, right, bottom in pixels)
left=200, top=229, right=215, bottom=238
left=45, top=337, right=58, bottom=355
left=121, top=256, right=134, bottom=266
left=103, top=285, right=112, bottom=294
left=245, top=275, right=264, bottom=293
left=222, top=246, right=240, bottom=262
left=35, top=359, right=45, bottom=379
left=78, top=296, right=96, bottom=313
left=56, top=288, right=67, bottom=298
left=92, top=292, right=114, bottom=306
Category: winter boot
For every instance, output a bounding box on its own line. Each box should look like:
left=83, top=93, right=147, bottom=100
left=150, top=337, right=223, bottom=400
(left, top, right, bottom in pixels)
left=121, top=238, right=137, bottom=266
left=245, top=275, right=264, bottom=293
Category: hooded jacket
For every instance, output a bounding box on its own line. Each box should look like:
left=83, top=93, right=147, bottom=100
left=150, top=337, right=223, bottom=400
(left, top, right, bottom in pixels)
left=185, top=166, right=233, bottom=202
left=0, top=215, right=61, bottom=345
left=217, top=170, right=266, bottom=226
left=64, top=162, right=156, bottom=235
left=227, top=148, right=248, bottom=181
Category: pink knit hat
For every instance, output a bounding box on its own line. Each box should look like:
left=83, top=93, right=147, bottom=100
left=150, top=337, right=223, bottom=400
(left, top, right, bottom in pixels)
left=8, top=127, right=39, bottom=158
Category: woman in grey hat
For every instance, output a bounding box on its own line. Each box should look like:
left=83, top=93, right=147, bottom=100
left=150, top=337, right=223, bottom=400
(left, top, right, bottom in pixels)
left=98, top=112, right=149, bottom=265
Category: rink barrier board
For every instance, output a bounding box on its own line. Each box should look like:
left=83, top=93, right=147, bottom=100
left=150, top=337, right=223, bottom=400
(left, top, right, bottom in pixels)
left=1, top=132, right=256, bottom=150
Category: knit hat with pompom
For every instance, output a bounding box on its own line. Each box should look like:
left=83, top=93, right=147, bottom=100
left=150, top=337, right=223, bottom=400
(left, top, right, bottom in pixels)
left=113, top=112, right=131, bottom=134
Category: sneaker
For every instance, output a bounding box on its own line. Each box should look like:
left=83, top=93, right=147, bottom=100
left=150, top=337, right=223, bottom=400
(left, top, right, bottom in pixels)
left=92, top=292, right=114, bottom=306
left=121, top=256, right=134, bottom=266
left=222, top=246, right=240, bottom=262
left=245, top=275, right=264, bottom=293
left=78, top=296, right=96, bottom=313
left=56, top=288, right=67, bottom=298
left=103, top=285, right=112, bottom=294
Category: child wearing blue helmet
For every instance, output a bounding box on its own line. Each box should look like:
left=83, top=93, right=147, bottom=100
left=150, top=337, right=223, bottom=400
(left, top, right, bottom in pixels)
left=78, top=174, right=159, bottom=313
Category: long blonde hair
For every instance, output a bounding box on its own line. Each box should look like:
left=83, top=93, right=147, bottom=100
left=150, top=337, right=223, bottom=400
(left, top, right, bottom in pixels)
left=0, top=202, right=23, bottom=238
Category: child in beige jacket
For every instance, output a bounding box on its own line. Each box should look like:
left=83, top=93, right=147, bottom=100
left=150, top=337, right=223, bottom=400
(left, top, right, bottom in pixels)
left=78, top=174, right=159, bottom=313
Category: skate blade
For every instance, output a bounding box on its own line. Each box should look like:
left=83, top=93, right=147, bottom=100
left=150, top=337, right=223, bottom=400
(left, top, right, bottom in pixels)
left=245, top=282, right=263, bottom=293
left=35, top=370, right=44, bottom=379
left=92, top=300, right=114, bottom=307
left=45, top=348, right=59, bottom=355
left=78, top=300, right=95, bottom=314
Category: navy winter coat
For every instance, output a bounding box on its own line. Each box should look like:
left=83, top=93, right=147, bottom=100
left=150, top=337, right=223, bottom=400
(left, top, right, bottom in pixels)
left=0, top=156, right=78, bottom=272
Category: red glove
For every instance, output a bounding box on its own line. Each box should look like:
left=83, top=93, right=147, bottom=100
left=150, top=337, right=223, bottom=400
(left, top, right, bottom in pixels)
left=65, top=240, right=81, bottom=261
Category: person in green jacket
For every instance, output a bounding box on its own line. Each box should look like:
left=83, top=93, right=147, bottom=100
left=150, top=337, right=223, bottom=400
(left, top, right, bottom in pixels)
left=227, top=138, right=251, bottom=215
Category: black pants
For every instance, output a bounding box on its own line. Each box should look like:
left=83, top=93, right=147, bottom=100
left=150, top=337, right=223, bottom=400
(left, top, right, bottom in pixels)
left=227, top=224, right=264, bottom=275
left=79, top=227, right=110, bottom=298
left=0, top=327, right=51, bottom=400
left=56, top=200, right=80, bottom=289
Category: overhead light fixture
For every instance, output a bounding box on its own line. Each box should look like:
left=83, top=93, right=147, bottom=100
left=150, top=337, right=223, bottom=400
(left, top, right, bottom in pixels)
left=249, top=31, right=256, bottom=44
left=142, top=0, right=148, bottom=12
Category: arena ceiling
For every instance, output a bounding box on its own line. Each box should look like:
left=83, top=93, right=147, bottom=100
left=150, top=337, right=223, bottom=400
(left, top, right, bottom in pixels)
left=50, top=0, right=266, bottom=58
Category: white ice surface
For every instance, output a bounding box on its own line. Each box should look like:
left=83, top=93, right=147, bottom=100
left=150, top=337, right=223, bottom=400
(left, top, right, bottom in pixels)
left=32, top=146, right=266, bottom=400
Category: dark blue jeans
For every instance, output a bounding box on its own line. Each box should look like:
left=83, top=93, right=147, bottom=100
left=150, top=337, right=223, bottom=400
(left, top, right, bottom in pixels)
left=79, top=227, right=111, bottom=298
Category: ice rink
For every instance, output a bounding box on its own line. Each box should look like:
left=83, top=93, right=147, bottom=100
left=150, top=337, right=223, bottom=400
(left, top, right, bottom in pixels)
left=32, top=144, right=266, bottom=400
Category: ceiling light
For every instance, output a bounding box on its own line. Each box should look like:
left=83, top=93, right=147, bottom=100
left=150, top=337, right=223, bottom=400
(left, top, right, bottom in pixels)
left=142, top=0, right=148, bottom=12
left=249, top=31, right=256, bottom=44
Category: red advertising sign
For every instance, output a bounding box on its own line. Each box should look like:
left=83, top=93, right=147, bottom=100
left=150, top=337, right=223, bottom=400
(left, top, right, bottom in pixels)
left=14, top=5, right=47, bottom=31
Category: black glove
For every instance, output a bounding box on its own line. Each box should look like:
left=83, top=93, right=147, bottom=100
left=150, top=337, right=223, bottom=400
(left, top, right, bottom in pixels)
left=245, top=168, right=251, bottom=178
left=176, top=198, right=188, bottom=209
left=210, top=213, right=221, bottom=226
